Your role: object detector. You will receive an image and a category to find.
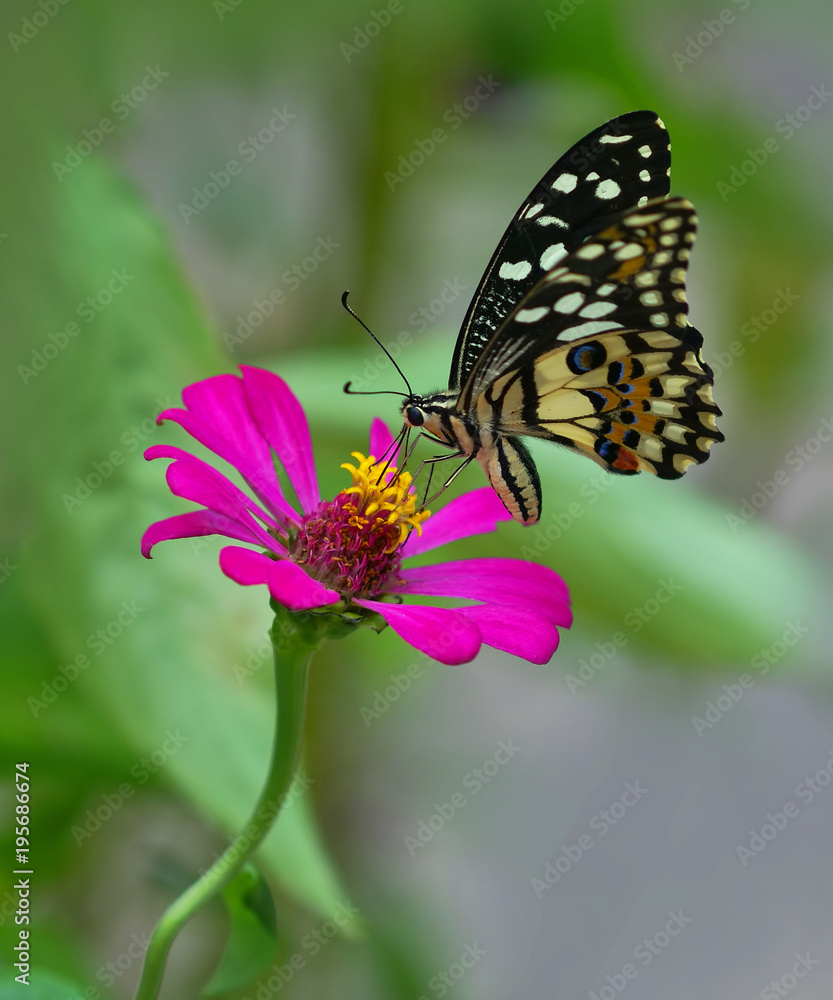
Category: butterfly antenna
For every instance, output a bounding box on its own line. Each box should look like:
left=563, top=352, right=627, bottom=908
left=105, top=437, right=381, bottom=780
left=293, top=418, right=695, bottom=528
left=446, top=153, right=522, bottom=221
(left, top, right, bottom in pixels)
left=341, top=291, right=414, bottom=397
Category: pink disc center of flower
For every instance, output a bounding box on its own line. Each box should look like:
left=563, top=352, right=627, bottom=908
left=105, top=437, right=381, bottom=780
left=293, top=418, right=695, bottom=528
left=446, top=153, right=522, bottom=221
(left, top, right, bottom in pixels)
left=291, top=494, right=406, bottom=598
left=289, top=451, right=429, bottom=600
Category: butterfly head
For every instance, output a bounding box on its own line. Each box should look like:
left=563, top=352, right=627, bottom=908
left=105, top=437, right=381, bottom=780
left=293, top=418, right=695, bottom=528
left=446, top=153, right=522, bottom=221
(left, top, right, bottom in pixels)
left=400, top=390, right=464, bottom=450
left=401, top=390, right=454, bottom=424
left=402, top=400, right=426, bottom=428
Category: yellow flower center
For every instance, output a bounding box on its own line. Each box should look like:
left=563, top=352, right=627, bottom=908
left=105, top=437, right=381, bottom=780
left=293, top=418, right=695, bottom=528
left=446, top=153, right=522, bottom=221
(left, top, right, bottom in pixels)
left=339, top=452, right=430, bottom=552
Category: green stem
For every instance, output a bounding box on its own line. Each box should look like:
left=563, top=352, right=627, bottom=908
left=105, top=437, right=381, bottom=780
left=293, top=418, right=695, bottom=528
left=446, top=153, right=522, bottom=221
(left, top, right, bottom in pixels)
left=133, top=606, right=323, bottom=1000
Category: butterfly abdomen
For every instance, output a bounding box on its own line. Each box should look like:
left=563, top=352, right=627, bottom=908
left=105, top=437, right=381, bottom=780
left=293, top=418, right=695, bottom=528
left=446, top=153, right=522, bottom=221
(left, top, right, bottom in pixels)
left=477, top=434, right=542, bottom=524
left=403, top=393, right=543, bottom=523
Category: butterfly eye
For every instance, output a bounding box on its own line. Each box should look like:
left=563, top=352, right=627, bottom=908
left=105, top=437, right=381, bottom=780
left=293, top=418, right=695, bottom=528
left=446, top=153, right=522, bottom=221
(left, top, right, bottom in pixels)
left=406, top=406, right=425, bottom=427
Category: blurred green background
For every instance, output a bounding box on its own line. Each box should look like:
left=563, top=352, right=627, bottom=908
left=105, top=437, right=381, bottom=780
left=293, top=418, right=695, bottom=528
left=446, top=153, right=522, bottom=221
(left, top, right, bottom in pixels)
left=1, top=0, right=832, bottom=996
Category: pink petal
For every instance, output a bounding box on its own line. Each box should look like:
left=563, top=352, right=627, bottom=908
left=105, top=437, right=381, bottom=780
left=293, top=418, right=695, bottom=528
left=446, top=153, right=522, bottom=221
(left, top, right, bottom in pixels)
left=456, top=604, right=562, bottom=664
left=219, top=547, right=340, bottom=610
left=141, top=510, right=272, bottom=558
left=265, top=560, right=340, bottom=611
left=148, top=448, right=283, bottom=553
left=146, top=444, right=283, bottom=530
left=404, top=488, right=512, bottom=557
left=240, top=366, right=320, bottom=513
left=160, top=373, right=297, bottom=525
left=354, top=599, right=482, bottom=665
left=369, top=417, right=399, bottom=465
left=219, top=546, right=277, bottom=585
left=397, top=558, right=571, bottom=625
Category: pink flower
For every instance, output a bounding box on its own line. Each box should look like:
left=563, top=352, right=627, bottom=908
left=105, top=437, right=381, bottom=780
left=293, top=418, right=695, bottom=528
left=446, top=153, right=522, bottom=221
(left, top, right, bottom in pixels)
left=141, top=366, right=571, bottom=665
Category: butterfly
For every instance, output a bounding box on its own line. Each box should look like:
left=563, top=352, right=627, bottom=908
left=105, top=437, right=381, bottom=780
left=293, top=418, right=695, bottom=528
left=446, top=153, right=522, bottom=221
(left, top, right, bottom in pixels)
left=395, top=110, right=724, bottom=524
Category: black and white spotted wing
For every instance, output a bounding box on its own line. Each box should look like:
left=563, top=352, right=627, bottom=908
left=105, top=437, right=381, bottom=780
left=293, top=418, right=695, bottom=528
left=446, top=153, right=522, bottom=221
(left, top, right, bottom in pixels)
left=462, top=198, right=723, bottom=482
left=448, top=110, right=672, bottom=392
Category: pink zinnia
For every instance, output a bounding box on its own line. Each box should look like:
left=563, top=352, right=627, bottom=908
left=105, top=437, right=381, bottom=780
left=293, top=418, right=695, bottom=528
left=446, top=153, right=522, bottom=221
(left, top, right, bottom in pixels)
left=141, top=366, right=571, bottom=664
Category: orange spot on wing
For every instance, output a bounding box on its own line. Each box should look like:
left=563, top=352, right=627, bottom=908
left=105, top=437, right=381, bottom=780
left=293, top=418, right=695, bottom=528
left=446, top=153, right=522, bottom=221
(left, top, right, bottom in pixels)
left=612, top=449, right=640, bottom=472
left=610, top=254, right=647, bottom=281
left=624, top=412, right=659, bottom=435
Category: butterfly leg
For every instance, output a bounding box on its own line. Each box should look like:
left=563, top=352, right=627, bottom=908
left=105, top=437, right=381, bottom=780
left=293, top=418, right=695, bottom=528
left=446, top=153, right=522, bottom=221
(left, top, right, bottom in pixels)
left=422, top=453, right=476, bottom=507
left=405, top=447, right=461, bottom=504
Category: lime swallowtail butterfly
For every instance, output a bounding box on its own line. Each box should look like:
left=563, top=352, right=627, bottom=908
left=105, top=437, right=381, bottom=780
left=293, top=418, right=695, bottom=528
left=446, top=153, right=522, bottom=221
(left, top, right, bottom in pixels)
left=358, top=111, right=724, bottom=524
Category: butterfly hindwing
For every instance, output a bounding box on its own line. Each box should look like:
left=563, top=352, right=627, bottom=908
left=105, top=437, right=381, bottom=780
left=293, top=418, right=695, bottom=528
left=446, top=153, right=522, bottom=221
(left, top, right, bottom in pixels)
left=513, top=327, right=721, bottom=478
left=466, top=197, right=723, bottom=479
left=449, top=111, right=672, bottom=391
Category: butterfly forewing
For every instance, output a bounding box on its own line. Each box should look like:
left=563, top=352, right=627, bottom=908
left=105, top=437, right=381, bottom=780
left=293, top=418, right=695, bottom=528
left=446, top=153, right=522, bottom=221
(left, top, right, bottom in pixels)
left=449, top=110, right=672, bottom=391
left=465, top=197, right=723, bottom=480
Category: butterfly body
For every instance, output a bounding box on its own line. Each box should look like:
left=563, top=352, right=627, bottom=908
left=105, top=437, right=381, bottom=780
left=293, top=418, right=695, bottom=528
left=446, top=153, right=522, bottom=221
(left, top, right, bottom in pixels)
left=403, top=388, right=543, bottom=522
left=399, top=112, right=723, bottom=524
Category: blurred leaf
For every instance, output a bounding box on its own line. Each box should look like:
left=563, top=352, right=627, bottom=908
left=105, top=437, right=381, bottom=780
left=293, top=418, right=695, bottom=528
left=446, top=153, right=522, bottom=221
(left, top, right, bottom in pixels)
left=0, top=971, right=85, bottom=1000
left=1, top=141, right=350, bottom=919
left=203, top=864, right=277, bottom=995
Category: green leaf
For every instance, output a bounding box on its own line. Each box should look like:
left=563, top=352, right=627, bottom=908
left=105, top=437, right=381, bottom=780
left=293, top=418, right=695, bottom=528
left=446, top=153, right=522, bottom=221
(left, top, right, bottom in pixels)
left=2, top=143, right=350, bottom=920
left=202, top=865, right=277, bottom=996
left=0, top=970, right=85, bottom=1000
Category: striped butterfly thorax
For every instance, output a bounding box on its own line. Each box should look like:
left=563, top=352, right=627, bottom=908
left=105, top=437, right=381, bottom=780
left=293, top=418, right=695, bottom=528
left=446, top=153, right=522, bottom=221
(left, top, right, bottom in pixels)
left=401, top=110, right=723, bottom=524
